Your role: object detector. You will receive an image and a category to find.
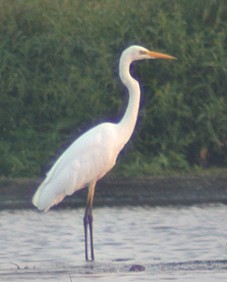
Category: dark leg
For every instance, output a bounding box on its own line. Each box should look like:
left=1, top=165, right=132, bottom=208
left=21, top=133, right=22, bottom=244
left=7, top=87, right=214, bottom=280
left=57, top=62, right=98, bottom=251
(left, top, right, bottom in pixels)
left=88, top=211, right=94, bottom=260
left=83, top=210, right=89, bottom=261
left=83, top=181, right=96, bottom=261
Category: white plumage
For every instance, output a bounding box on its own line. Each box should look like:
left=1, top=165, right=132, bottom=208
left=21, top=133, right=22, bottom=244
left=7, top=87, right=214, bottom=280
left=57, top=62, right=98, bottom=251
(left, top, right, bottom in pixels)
left=32, top=45, right=175, bottom=260
left=32, top=122, right=125, bottom=211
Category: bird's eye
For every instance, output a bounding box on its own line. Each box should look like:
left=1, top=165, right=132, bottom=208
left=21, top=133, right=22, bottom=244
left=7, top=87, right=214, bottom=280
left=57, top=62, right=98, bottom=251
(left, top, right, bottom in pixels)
left=139, top=50, right=146, bottom=55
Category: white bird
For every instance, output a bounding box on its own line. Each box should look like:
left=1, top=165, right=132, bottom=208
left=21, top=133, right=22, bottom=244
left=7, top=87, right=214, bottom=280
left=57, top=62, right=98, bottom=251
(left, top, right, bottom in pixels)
left=32, top=45, right=175, bottom=261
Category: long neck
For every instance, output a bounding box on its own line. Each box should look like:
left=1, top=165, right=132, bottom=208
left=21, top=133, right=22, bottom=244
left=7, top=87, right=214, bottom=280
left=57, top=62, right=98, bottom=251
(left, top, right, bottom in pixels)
left=117, top=55, right=140, bottom=145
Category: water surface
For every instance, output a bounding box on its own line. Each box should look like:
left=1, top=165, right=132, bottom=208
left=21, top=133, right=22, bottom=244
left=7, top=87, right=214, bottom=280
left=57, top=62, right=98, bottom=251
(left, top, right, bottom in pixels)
left=0, top=204, right=227, bottom=281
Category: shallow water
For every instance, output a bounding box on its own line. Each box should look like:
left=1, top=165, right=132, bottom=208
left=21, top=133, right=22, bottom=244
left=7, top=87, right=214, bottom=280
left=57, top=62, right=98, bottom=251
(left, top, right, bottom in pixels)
left=0, top=204, right=227, bottom=281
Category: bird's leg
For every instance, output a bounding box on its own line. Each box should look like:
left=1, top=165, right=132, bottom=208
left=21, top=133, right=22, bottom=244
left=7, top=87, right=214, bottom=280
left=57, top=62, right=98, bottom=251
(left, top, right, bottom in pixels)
left=83, top=181, right=96, bottom=261
left=88, top=208, right=94, bottom=261
left=84, top=204, right=94, bottom=261
left=83, top=209, right=89, bottom=261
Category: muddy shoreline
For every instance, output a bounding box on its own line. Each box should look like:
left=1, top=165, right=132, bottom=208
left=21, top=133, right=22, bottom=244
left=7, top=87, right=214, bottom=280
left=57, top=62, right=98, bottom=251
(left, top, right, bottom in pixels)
left=0, top=175, right=227, bottom=209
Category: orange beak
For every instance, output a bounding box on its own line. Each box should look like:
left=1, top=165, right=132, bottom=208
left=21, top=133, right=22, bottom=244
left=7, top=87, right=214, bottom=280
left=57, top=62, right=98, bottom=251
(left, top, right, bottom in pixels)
left=145, top=50, right=176, bottom=60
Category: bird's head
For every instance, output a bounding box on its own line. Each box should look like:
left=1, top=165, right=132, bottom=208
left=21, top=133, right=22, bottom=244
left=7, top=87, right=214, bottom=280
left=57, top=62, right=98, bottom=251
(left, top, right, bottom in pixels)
left=124, top=45, right=176, bottom=61
left=119, top=45, right=176, bottom=84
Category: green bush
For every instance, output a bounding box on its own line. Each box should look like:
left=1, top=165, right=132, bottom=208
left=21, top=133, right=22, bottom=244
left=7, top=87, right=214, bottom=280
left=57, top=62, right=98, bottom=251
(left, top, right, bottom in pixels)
left=0, top=0, right=226, bottom=177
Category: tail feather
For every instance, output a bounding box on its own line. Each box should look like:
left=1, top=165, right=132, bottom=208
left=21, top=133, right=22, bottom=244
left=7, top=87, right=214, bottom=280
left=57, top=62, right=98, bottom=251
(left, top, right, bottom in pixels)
left=32, top=176, right=68, bottom=211
left=32, top=165, right=82, bottom=211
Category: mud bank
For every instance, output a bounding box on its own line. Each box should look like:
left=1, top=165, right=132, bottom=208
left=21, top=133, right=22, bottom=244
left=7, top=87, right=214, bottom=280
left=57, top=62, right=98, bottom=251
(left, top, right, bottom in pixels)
left=0, top=175, right=226, bottom=209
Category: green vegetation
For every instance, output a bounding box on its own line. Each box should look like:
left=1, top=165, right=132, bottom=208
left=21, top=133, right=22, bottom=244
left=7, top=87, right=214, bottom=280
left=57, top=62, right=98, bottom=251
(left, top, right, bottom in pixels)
left=0, top=0, right=226, bottom=177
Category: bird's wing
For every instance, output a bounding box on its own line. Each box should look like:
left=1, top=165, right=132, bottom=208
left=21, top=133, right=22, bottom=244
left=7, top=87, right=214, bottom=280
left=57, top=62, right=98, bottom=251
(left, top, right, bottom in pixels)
left=32, top=123, right=119, bottom=211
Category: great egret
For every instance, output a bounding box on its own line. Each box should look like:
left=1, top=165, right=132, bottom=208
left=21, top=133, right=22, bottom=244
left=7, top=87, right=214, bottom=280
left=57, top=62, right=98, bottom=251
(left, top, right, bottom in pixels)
left=32, top=45, right=175, bottom=261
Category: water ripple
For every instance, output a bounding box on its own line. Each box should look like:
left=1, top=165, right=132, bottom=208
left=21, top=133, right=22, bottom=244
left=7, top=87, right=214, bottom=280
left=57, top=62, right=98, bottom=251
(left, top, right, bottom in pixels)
left=0, top=204, right=227, bottom=280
